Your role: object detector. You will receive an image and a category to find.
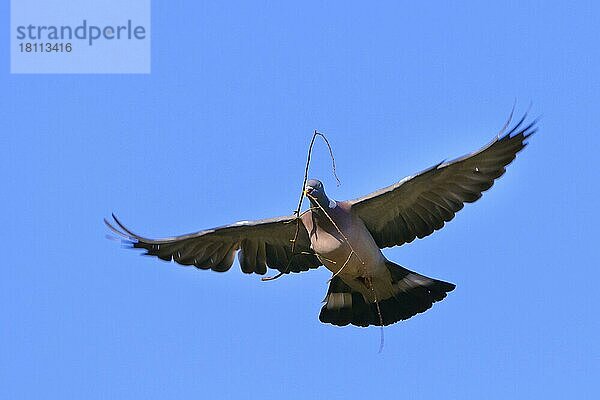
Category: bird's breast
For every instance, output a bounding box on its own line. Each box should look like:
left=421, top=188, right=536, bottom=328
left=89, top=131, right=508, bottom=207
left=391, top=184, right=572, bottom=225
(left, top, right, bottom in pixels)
left=306, top=212, right=385, bottom=277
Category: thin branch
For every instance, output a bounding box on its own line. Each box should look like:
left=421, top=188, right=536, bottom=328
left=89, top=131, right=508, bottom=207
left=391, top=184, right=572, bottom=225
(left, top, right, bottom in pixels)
left=327, top=251, right=353, bottom=283
left=366, top=276, right=385, bottom=353
left=306, top=192, right=386, bottom=350
left=315, top=131, right=341, bottom=186
left=283, top=207, right=318, bottom=223
left=260, top=129, right=385, bottom=351
left=262, top=131, right=339, bottom=281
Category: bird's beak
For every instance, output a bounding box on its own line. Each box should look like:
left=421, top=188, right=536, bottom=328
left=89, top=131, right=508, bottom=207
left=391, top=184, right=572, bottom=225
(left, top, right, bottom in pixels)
left=304, top=187, right=314, bottom=196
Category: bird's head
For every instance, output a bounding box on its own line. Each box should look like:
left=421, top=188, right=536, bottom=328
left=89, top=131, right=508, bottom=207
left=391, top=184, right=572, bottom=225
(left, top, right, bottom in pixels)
left=304, top=178, right=330, bottom=208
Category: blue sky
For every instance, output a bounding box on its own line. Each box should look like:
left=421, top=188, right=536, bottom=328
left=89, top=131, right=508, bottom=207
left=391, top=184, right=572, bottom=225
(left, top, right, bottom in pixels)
left=2, top=1, right=598, bottom=399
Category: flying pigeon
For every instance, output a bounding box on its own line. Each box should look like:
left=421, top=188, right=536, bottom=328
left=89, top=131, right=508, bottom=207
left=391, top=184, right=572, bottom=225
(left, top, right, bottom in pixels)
left=105, top=114, right=535, bottom=327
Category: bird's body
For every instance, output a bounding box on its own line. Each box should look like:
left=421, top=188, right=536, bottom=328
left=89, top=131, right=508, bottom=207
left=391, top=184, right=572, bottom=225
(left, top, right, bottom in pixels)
left=301, top=200, right=391, bottom=303
left=106, top=113, right=536, bottom=327
left=297, top=179, right=457, bottom=325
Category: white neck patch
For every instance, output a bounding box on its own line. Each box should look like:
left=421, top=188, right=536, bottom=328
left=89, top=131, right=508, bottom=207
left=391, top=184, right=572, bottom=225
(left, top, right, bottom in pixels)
left=328, top=199, right=337, bottom=209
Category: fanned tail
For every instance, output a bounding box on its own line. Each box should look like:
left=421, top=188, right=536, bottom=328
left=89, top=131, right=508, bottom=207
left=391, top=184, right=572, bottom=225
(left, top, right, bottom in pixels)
left=319, top=261, right=455, bottom=327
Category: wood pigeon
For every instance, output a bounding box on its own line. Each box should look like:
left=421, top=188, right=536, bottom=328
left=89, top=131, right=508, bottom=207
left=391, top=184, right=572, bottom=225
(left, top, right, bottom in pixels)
left=106, top=114, right=535, bottom=327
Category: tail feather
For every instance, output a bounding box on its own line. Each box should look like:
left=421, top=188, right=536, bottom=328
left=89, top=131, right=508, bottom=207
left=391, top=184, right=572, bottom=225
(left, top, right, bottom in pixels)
left=319, top=261, right=455, bottom=327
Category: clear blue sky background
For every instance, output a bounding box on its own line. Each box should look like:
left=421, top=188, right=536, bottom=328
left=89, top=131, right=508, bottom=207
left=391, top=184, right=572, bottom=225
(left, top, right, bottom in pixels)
left=2, top=2, right=598, bottom=399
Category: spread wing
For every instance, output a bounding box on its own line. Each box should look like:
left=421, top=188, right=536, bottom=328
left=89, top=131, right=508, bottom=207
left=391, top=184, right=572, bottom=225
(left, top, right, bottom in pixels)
left=105, top=214, right=321, bottom=275
left=349, top=114, right=536, bottom=249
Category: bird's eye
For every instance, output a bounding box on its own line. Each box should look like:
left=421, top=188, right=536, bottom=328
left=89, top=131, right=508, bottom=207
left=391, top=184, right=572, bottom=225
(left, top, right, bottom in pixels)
left=318, top=183, right=323, bottom=189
